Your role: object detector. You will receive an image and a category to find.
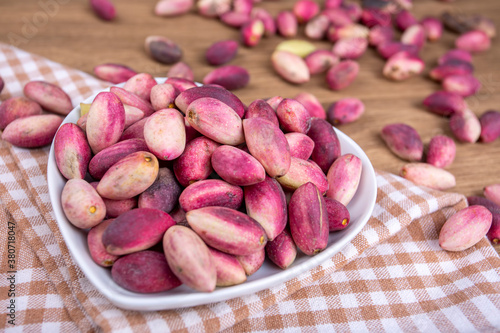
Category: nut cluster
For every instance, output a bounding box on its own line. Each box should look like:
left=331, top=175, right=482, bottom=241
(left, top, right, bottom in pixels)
left=50, top=77, right=362, bottom=293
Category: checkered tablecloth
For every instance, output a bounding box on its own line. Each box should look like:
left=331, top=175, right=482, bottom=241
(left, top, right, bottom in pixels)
left=1, top=43, right=500, bottom=332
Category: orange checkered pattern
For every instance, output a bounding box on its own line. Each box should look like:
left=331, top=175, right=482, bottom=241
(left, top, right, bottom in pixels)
left=1, top=43, right=500, bottom=332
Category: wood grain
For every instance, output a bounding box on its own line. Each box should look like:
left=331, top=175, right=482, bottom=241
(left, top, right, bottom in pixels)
left=0, top=1, right=499, bottom=198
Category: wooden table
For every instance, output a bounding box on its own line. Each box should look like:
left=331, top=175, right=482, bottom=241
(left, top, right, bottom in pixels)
left=0, top=0, right=499, bottom=196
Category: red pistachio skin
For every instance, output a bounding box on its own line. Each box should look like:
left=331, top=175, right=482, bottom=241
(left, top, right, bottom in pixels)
left=276, top=98, right=312, bottom=134
left=90, top=0, right=116, bottom=21
left=449, top=109, right=481, bottom=143
left=439, top=205, right=492, bottom=252
left=395, top=10, right=418, bottom=31
left=487, top=214, right=500, bottom=245
left=305, top=14, right=330, bottom=40
left=186, top=206, right=268, bottom=256
left=400, top=163, right=456, bottom=190
left=90, top=180, right=136, bottom=219
left=1, top=114, right=63, bottom=148
left=99, top=195, right=137, bottom=219
left=93, top=64, right=137, bottom=84
left=241, top=19, right=264, bottom=47
left=164, top=77, right=197, bottom=92
left=276, top=10, right=298, bottom=38
left=244, top=176, right=288, bottom=241
left=293, top=0, right=319, bottom=24
left=123, top=73, right=157, bottom=102
left=322, top=8, right=352, bottom=28
left=77, top=113, right=88, bottom=132
left=438, top=49, right=472, bottom=65
left=369, top=25, right=394, bottom=47
left=430, top=59, right=474, bottom=81
left=202, top=65, right=250, bottom=91
left=233, top=0, right=254, bottom=15
left=467, top=196, right=500, bottom=216
left=326, top=60, right=359, bottom=91
left=173, top=136, right=220, bottom=187
left=266, top=96, right=284, bottom=111
left=144, top=108, right=186, bottom=161
left=0, top=97, right=43, bottom=130
left=244, top=99, right=280, bottom=127
left=185, top=97, right=244, bottom=145
left=325, top=0, right=342, bottom=9
left=477, top=193, right=500, bottom=244
left=205, top=40, right=239, bottom=66
left=251, top=8, right=276, bottom=37
left=54, top=123, right=92, bottom=180
left=265, top=229, right=297, bottom=269
left=150, top=83, right=179, bottom=111
left=276, top=157, right=329, bottom=194
left=243, top=117, right=291, bottom=178
left=145, top=36, right=183, bottom=65
left=86, top=92, right=126, bottom=154
left=88, top=138, right=149, bottom=180
left=197, top=0, right=231, bottom=18
left=327, top=98, right=365, bottom=125
left=442, top=74, right=481, bottom=97
left=484, top=185, right=500, bottom=208
left=166, top=62, right=194, bottom=81
left=102, top=208, right=176, bottom=255
left=305, top=50, right=339, bottom=75
left=163, top=225, right=216, bottom=292
left=467, top=196, right=500, bottom=245
left=23, top=80, right=73, bottom=115
left=426, top=135, right=456, bottom=169
left=327, top=23, right=369, bottom=43
left=61, top=179, right=106, bottom=229
left=342, top=2, right=362, bottom=21
left=401, top=24, right=426, bottom=49
left=325, top=197, right=350, bottom=231
left=175, top=85, right=245, bottom=118
left=381, top=123, right=423, bottom=162
left=479, top=110, right=500, bottom=143
left=383, top=51, right=425, bottom=81
left=220, top=11, right=251, bottom=28
left=179, top=179, right=243, bottom=212
left=422, top=91, right=467, bottom=117
left=420, top=17, right=443, bottom=41
left=97, top=151, right=159, bottom=200
left=441, top=11, right=496, bottom=38
left=208, top=247, right=247, bottom=287
left=361, top=8, right=392, bottom=28
left=332, top=37, right=368, bottom=60
left=325, top=154, right=362, bottom=206
left=307, top=118, right=342, bottom=174
left=211, top=145, right=265, bottom=186
left=271, top=50, right=310, bottom=85
left=138, top=168, right=182, bottom=214
left=87, top=219, right=120, bottom=267
left=285, top=133, right=315, bottom=160
left=377, top=41, right=419, bottom=59
left=154, top=0, right=194, bottom=17
left=294, top=92, right=327, bottom=120
left=288, top=182, right=329, bottom=256
left=109, top=86, right=154, bottom=117
left=112, top=251, right=182, bottom=293
left=455, top=30, right=491, bottom=53
left=236, top=248, right=265, bottom=276
left=119, top=117, right=147, bottom=141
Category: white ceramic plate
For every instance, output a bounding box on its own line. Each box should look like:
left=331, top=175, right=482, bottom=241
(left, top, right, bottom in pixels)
left=47, top=79, right=377, bottom=311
